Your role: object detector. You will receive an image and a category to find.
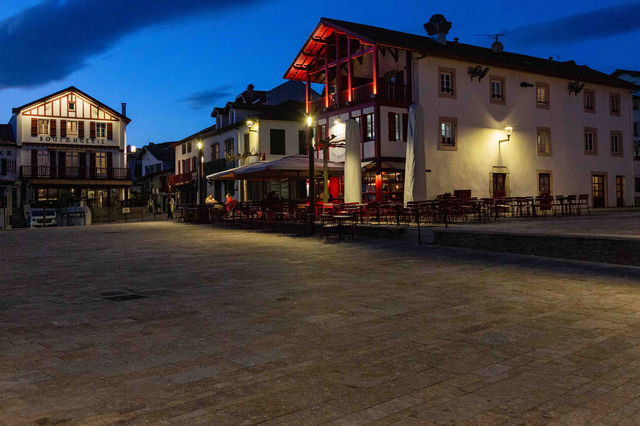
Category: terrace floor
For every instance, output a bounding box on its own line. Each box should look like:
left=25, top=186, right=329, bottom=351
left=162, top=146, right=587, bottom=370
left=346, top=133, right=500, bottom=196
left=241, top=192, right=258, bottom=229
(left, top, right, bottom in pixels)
left=2, top=222, right=640, bottom=425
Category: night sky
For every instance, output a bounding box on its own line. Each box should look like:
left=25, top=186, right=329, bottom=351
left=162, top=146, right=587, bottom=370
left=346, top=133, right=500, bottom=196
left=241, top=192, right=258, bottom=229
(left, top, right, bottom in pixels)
left=1, top=0, right=639, bottom=147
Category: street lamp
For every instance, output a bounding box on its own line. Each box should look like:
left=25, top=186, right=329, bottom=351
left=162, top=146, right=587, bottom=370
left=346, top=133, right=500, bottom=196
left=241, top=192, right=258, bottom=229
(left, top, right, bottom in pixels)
left=196, top=140, right=203, bottom=204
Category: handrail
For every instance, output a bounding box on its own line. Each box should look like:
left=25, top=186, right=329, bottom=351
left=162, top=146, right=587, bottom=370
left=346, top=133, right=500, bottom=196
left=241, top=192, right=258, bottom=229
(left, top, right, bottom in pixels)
left=21, top=166, right=128, bottom=180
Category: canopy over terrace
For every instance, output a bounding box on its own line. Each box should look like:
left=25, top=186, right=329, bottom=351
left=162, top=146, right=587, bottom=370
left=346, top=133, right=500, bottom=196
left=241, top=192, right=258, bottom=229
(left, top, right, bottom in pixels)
left=206, top=155, right=344, bottom=181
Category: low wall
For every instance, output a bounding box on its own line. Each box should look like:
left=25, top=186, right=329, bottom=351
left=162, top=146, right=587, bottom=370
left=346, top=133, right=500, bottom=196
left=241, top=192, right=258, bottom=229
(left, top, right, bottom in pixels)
left=433, top=230, right=640, bottom=267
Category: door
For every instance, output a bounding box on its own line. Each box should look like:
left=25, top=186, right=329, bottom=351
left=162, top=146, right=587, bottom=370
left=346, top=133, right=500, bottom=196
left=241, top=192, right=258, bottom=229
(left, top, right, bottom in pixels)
left=492, top=173, right=506, bottom=198
left=592, top=175, right=605, bottom=208
left=616, top=176, right=624, bottom=207
left=538, top=173, right=551, bottom=196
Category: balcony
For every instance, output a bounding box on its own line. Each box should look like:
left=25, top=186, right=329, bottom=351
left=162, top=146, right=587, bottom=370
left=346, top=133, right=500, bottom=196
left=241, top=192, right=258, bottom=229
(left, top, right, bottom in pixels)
left=309, top=82, right=410, bottom=115
left=169, top=171, right=197, bottom=186
left=21, top=166, right=129, bottom=180
left=203, top=158, right=236, bottom=176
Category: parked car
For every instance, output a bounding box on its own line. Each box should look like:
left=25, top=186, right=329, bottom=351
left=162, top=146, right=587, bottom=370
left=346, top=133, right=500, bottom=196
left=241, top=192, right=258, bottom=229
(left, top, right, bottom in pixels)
left=30, top=208, right=57, bottom=228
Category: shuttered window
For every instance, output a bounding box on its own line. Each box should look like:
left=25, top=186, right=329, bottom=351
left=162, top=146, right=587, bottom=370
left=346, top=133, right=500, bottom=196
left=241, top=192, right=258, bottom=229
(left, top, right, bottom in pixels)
left=90, top=122, right=96, bottom=139
left=78, top=121, right=84, bottom=138
left=31, top=118, right=38, bottom=136
left=107, top=123, right=113, bottom=139
left=50, top=120, right=57, bottom=137
left=60, top=120, right=67, bottom=137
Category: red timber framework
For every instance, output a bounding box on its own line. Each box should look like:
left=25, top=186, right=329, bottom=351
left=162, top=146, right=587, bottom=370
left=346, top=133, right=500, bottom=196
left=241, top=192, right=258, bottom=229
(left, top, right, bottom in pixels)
left=284, top=18, right=414, bottom=201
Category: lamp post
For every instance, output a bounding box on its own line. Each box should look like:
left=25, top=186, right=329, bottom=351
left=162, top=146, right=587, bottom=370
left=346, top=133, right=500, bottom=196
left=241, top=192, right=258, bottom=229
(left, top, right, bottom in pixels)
left=307, top=116, right=315, bottom=223
left=197, top=141, right=202, bottom=205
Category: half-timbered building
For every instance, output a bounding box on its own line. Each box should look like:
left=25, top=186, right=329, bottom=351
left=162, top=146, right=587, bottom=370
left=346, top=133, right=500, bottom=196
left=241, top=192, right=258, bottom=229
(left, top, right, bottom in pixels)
left=9, top=87, right=132, bottom=214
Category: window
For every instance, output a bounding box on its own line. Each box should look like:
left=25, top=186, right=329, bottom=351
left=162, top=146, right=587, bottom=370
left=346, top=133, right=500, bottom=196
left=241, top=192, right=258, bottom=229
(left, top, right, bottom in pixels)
left=364, top=114, right=375, bottom=142
left=611, top=131, right=623, bottom=157
left=212, top=144, right=220, bottom=160
left=182, top=144, right=186, bottom=155
left=536, top=82, right=550, bottom=109
left=37, top=151, right=49, bottom=167
left=224, top=138, right=234, bottom=157
left=96, top=123, right=106, bottom=138
left=537, top=127, right=551, bottom=156
left=298, top=130, right=307, bottom=155
left=96, top=152, right=106, bottom=176
left=439, top=117, right=457, bottom=150
left=610, top=93, right=621, bottom=116
left=490, top=76, right=506, bottom=105
left=66, top=152, right=79, bottom=167
left=187, top=142, right=192, bottom=153
left=584, top=128, right=598, bottom=155
left=270, top=129, right=286, bottom=155
left=538, top=173, right=551, bottom=196
left=244, top=133, right=250, bottom=155
left=68, top=102, right=75, bottom=111
left=38, top=119, right=49, bottom=135
left=388, top=112, right=400, bottom=141
left=438, top=67, right=456, bottom=99
left=66, top=121, right=78, bottom=136
left=584, top=89, right=595, bottom=113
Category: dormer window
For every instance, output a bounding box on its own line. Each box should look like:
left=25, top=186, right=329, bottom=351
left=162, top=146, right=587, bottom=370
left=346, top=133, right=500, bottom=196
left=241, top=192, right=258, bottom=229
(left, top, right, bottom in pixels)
left=68, top=102, right=75, bottom=111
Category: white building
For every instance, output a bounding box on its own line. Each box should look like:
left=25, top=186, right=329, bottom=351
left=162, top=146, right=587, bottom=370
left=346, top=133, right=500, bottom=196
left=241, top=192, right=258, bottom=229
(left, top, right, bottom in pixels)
left=7, top=87, right=132, bottom=218
left=134, top=142, right=175, bottom=211
left=171, top=82, right=318, bottom=203
left=611, top=70, right=640, bottom=205
left=284, top=16, right=639, bottom=207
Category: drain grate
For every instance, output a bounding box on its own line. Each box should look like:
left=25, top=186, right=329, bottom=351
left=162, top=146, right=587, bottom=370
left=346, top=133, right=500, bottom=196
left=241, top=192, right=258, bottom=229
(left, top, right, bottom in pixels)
left=104, top=294, right=147, bottom=302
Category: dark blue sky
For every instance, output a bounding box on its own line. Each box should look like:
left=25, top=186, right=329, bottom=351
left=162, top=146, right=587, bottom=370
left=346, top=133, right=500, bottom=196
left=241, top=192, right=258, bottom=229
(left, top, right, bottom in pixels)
left=1, top=0, right=639, bottom=147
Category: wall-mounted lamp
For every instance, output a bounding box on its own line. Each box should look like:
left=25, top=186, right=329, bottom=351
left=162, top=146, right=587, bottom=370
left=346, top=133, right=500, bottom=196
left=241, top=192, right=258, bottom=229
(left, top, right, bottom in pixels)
left=499, top=126, right=513, bottom=143
left=197, top=141, right=202, bottom=150
left=201, top=156, right=204, bottom=163
left=307, top=116, right=313, bottom=127
left=246, top=120, right=257, bottom=133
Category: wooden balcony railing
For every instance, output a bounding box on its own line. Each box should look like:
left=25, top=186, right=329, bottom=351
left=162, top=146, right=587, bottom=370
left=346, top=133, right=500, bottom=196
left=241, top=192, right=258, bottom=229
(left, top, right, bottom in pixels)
left=169, top=171, right=196, bottom=186
left=21, top=166, right=128, bottom=180
left=310, top=82, right=410, bottom=115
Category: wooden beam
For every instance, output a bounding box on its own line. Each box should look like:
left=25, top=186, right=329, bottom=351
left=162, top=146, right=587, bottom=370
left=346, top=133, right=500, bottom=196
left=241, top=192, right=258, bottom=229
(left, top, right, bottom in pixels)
left=324, top=40, right=330, bottom=109
left=302, top=46, right=374, bottom=76
left=390, top=48, right=398, bottom=62
left=306, top=71, right=310, bottom=114
left=373, top=45, right=378, bottom=96
left=347, top=36, right=352, bottom=103
left=380, top=47, right=386, bottom=57
left=335, top=33, right=341, bottom=109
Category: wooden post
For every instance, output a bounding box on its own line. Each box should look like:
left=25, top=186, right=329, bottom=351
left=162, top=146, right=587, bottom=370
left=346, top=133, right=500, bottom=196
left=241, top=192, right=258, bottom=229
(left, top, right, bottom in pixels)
left=305, top=71, right=310, bottom=114
left=347, top=36, right=352, bottom=103
left=323, top=144, right=329, bottom=203
left=372, top=45, right=378, bottom=96
left=324, top=40, right=330, bottom=109
left=335, top=32, right=341, bottom=109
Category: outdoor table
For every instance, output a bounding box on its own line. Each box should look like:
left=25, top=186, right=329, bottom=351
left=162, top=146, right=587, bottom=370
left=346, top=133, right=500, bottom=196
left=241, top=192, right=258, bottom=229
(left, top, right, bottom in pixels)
left=333, top=214, right=354, bottom=242
left=467, top=199, right=483, bottom=222
left=527, top=197, right=537, bottom=218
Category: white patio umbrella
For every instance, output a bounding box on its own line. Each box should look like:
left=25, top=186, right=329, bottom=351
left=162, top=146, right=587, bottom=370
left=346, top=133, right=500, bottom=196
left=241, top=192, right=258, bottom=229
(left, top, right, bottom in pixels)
left=206, top=155, right=343, bottom=180
left=404, top=104, right=427, bottom=205
left=344, top=119, right=362, bottom=204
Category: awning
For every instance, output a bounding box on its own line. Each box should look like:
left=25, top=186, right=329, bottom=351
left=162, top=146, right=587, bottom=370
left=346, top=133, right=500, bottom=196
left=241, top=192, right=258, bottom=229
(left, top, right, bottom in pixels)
left=27, top=179, right=133, bottom=187
left=207, top=155, right=344, bottom=181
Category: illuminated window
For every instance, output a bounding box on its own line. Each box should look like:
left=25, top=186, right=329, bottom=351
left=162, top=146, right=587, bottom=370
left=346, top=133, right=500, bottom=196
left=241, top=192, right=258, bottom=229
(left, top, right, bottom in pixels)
left=364, top=113, right=375, bottom=142
left=537, top=127, right=551, bottom=155
left=536, top=82, right=549, bottom=109
left=38, top=119, right=49, bottom=135
left=66, top=152, right=79, bottom=167
left=67, top=121, right=78, bottom=136
left=96, top=123, right=106, bottom=138
left=96, top=152, right=107, bottom=176
left=439, top=116, right=457, bottom=150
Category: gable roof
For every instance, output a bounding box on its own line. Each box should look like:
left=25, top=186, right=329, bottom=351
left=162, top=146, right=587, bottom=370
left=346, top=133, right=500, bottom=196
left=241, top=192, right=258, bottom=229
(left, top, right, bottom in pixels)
left=0, top=124, right=15, bottom=145
left=612, top=69, right=640, bottom=78
left=12, top=86, right=132, bottom=123
left=285, top=18, right=638, bottom=91
left=142, top=141, right=176, bottom=162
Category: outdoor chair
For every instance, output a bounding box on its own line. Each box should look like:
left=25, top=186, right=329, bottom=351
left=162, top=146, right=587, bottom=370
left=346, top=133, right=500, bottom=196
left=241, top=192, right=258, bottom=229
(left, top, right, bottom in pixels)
left=567, top=195, right=578, bottom=215
left=537, top=196, right=553, bottom=217
left=578, top=194, right=591, bottom=215
left=319, top=214, right=339, bottom=242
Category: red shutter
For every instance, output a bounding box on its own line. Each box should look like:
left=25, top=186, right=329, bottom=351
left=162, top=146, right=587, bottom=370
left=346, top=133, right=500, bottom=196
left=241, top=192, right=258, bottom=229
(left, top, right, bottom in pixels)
left=31, top=118, right=37, bottom=136
left=79, top=152, right=87, bottom=178
left=178, top=160, right=181, bottom=174
left=107, top=123, right=113, bottom=140
left=106, top=152, right=113, bottom=178
left=90, top=121, right=96, bottom=139
left=31, top=149, right=38, bottom=169
left=78, top=121, right=84, bottom=138
left=388, top=112, right=396, bottom=141
left=402, top=113, right=409, bottom=142
left=60, top=120, right=67, bottom=138
left=50, top=120, right=57, bottom=137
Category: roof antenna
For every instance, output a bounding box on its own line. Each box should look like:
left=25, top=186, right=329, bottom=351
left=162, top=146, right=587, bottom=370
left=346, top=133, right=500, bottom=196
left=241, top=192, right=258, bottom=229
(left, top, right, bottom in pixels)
left=475, top=31, right=507, bottom=53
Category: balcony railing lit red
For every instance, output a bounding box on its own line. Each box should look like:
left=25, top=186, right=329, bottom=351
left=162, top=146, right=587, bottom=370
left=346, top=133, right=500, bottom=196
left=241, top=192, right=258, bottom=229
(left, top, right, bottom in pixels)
left=21, top=166, right=129, bottom=180
left=310, top=82, right=410, bottom=115
left=169, top=171, right=196, bottom=186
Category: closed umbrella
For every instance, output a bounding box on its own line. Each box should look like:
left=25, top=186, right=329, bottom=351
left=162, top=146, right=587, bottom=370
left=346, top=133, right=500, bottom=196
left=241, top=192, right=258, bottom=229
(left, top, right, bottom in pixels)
left=404, top=104, right=427, bottom=205
left=344, top=119, right=362, bottom=204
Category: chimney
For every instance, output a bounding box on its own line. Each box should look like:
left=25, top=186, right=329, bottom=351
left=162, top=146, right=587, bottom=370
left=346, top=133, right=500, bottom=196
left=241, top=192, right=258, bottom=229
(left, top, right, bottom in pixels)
left=246, top=84, right=255, bottom=93
left=121, top=102, right=127, bottom=117
left=424, top=14, right=452, bottom=46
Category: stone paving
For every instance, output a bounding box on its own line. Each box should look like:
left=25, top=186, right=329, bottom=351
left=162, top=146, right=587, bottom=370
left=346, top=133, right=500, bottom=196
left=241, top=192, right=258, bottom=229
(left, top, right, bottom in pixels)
left=2, top=222, right=640, bottom=425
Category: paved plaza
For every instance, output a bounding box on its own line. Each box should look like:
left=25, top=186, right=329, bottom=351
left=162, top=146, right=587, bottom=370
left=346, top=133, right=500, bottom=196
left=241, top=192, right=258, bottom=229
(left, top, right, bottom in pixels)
left=2, top=223, right=640, bottom=425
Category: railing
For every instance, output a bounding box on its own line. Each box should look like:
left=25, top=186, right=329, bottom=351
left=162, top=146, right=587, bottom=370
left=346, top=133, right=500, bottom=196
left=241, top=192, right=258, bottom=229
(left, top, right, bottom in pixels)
left=310, top=82, right=410, bottom=115
left=203, top=158, right=236, bottom=175
left=169, top=171, right=196, bottom=186
left=21, top=166, right=129, bottom=180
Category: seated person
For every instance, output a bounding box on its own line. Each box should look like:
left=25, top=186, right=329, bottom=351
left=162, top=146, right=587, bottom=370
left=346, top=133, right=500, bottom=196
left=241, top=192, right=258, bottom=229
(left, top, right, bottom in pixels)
left=205, top=194, right=217, bottom=205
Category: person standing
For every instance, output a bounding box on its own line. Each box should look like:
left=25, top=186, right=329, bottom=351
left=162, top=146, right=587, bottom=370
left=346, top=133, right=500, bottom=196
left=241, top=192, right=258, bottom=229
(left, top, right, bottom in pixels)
left=167, top=196, right=175, bottom=220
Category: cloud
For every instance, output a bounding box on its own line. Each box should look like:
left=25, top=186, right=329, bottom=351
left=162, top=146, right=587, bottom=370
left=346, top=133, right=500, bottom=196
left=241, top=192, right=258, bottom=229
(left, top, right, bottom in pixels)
left=177, top=86, right=233, bottom=110
left=509, top=2, right=640, bottom=48
left=0, top=0, right=264, bottom=90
